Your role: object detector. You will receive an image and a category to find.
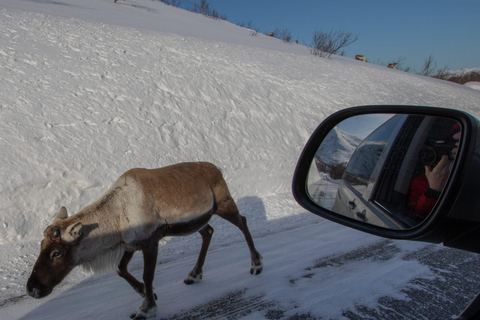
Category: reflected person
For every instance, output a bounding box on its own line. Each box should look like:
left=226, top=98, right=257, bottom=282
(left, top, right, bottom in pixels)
left=407, top=123, right=461, bottom=218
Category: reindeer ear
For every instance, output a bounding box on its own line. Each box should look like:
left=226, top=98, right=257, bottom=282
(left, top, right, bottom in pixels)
left=63, top=222, right=83, bottom=243
left=54, top=207, right=68, bottom=222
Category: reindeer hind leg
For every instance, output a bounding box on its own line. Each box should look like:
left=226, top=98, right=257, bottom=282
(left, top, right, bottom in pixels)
left=216, top=197, right=263, bottom=275
left=184, top=224, right=214, bottom=285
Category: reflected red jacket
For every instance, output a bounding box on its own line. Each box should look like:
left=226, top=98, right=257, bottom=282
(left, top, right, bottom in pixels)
left=407, top=173, right=441, bottom=218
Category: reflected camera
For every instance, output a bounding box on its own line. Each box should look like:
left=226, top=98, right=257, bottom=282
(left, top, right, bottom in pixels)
left=418, top=139, right=456, bottom=167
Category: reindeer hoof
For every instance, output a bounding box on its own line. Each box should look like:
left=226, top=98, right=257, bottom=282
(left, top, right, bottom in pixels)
left=130, top=306, right=157, bottom=319
left=130, top=312, right=144, bottom=320
left=250, top=265, right=263, bottom=275
left=250, top=258, right=263, bottom=275
left=130, top=311, right=145, bottom=320
left=184, top=272, right=202, bottom=285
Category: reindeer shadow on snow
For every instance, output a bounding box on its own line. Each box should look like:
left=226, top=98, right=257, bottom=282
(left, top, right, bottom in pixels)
left=25, top=162, right=263, bottom=320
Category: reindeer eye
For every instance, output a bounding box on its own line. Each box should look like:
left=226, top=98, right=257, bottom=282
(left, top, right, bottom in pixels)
left=52, top=229, right=60, bottom=238
left=50, top=249, right=63, bottom=260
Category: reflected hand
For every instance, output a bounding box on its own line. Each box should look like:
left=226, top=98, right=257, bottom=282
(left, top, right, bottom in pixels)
left=425, top=155, right=449, bottom=191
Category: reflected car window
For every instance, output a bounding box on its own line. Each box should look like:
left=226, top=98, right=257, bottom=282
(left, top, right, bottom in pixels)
left=343, top=116, right=403, bottom=194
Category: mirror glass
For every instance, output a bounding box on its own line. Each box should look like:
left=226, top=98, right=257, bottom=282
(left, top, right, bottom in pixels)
left=307, top=114, right=461, bottom=230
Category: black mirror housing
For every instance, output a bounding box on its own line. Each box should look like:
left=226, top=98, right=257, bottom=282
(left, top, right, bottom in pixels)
left=293, top=105, right=480, bottom=253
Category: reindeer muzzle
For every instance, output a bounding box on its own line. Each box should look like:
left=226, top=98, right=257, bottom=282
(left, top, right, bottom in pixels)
left=26, top=278, right=52, bottom=299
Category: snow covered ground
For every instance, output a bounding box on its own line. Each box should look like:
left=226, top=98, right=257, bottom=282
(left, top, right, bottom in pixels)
left=1, top=0, right=480, bottom=319
left=465, top=81, right=480, bottom=91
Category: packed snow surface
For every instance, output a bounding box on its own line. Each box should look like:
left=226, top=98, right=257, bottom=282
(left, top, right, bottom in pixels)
left=1, top=0, right=479, bottom=319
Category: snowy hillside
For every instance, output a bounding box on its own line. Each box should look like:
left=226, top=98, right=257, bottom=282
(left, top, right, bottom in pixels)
left=444, top=67, right=480, bottom=77
left=1, top=0, right=480, bottom=319
left=315, top=126, right=363, bottom=168
left=440, top=67, right=480, bottom=87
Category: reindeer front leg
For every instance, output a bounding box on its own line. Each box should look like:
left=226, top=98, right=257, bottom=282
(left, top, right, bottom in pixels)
left=118, top=251, right=146, bottom=297
left=118, top=251, right=158, bottom=303
left=130, top=244, right=158, bottom=320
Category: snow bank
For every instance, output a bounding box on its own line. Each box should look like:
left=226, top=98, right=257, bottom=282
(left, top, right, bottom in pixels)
left=465, top=81, right=480, bottom=91
left=2, top=6, right=478, bottom=244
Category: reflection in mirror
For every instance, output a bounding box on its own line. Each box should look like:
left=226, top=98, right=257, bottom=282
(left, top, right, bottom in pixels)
left=307, top=114, right=461, bottom=230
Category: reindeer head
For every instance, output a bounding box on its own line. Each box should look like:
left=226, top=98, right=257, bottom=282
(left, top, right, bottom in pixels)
left=26, top=207, right=83, bottom=299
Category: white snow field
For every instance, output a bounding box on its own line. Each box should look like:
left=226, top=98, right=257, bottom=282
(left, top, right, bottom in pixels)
left=1, top=0, right=479, bottom=319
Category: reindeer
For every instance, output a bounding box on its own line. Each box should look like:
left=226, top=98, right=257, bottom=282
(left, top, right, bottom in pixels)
left=355, top=55, right=367, bottom=62
left=26, top=162, right=263, bottom=319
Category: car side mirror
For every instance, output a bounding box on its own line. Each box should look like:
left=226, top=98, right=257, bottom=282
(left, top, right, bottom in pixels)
left=293, top=105, right=480, bottom=253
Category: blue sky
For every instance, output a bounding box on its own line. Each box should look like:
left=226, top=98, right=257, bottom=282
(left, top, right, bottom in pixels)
left=193, top=0, right=480, bottom=72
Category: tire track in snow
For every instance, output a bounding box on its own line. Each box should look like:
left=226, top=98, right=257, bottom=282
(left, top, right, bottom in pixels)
left=159, top=290, right=275, bottom=320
